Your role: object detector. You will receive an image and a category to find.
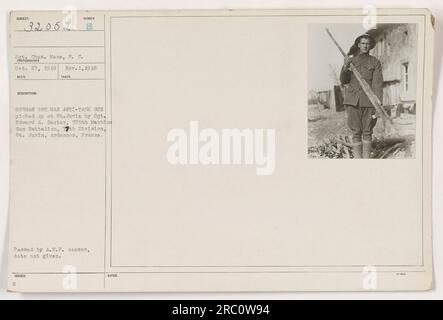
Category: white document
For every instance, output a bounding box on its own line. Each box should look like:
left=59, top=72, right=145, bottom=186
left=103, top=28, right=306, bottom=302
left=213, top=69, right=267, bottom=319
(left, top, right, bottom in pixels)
left=7, top=9, right=434, bottom=292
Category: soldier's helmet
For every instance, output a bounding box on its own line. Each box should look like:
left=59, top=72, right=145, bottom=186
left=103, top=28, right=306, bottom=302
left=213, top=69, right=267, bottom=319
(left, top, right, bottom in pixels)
left=347, top=33, right=376, bottom=56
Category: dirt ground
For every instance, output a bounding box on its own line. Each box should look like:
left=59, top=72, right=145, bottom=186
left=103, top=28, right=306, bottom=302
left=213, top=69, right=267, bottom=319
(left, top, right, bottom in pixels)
left=308, top=104, right=416, bottom=159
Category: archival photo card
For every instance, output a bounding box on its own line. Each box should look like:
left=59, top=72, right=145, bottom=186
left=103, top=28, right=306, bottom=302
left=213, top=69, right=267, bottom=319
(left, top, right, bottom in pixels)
left=7, top=9, right=434, bottom=292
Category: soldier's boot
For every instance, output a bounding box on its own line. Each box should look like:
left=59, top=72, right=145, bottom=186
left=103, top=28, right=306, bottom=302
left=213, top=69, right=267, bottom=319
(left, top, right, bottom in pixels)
left=362, top=139, right=372, bottom=159
left=350, top=142, right=363, bottom=159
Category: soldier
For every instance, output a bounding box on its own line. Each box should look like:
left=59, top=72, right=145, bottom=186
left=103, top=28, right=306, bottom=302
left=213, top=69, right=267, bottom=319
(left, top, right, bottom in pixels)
left=340, top=33, right=384, bottom=159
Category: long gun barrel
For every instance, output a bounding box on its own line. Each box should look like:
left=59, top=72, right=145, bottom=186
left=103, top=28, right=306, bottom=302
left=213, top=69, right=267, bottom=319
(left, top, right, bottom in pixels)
left=325, top=28, right=393, bottom=124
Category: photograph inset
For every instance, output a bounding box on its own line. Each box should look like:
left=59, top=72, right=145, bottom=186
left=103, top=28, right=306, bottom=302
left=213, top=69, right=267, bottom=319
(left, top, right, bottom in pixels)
left=308, top=23, right=417, bottom=159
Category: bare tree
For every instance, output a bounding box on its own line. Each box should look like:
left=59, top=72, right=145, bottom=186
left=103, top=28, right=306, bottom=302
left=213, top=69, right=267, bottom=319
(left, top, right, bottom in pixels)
left=328, top=63, right=344, bottom=96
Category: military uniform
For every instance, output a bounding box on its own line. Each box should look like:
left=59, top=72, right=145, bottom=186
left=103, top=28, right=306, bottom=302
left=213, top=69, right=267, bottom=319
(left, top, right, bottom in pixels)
left=340, top=53, right=384, bottom=143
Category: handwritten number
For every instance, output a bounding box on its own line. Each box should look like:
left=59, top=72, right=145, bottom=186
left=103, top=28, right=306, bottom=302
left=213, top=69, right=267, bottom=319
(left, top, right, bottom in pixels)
left=24, top=21, right=63, bottom=32
left=24, top=21, right=33, bottom=32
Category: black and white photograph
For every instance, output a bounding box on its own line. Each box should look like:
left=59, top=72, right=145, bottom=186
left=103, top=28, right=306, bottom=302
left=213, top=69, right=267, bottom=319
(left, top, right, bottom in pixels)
left=308, top=23, right=418, bottom=159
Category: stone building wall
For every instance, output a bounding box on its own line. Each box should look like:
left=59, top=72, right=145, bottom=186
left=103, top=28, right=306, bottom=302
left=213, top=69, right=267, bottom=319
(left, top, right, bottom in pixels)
left=370, top=24, right=417, bottom=109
